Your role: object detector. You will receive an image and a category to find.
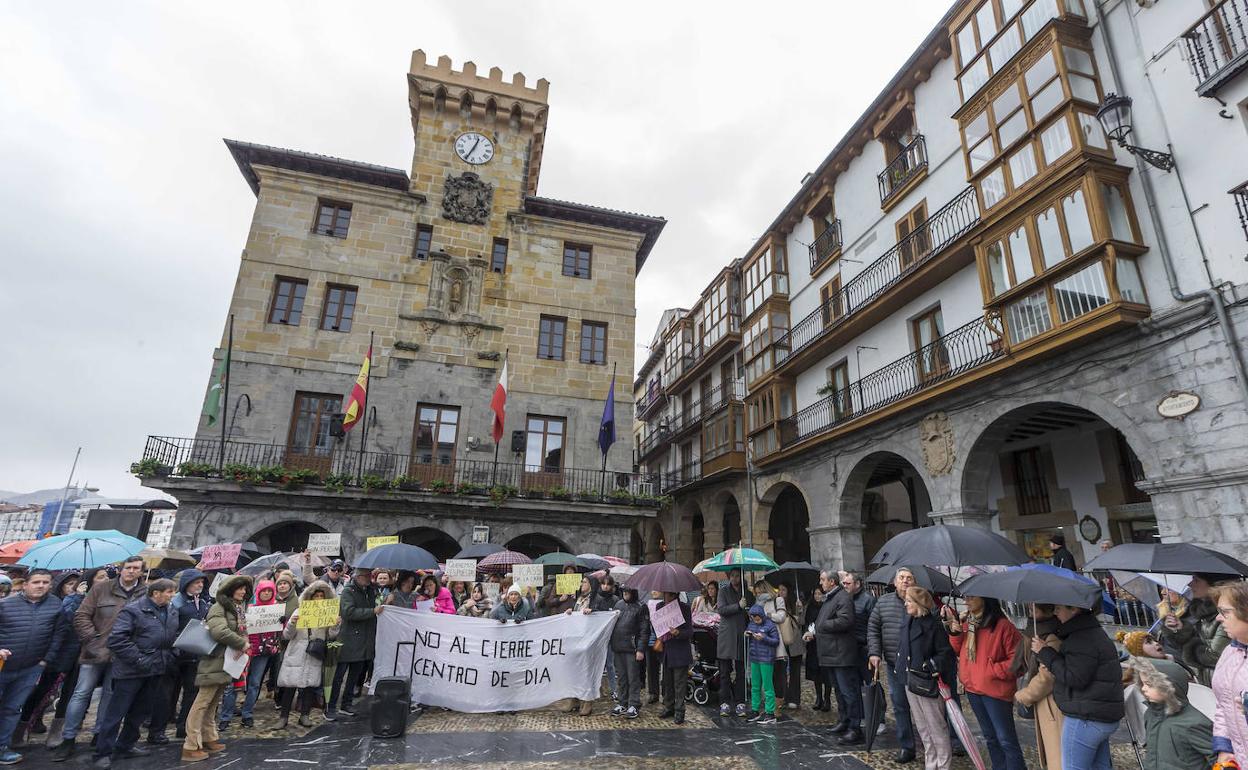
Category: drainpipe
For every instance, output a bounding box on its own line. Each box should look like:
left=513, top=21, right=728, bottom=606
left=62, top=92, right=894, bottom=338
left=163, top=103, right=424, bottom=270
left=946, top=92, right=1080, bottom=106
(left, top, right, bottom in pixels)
left=1093, top=0, right=1248, bottom=408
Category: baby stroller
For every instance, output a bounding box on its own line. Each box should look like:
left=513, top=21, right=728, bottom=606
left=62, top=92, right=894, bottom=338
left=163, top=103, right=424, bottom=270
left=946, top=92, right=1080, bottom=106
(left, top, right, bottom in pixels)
left=686, top=613, right=720, bottom=705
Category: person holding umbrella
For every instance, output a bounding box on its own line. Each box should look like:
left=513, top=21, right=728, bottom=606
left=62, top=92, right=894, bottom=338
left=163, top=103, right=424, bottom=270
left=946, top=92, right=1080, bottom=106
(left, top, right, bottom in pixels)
left=944, top=596, right=1024, bottom=770
left=657, top=591, right=692, bottom=726
left=715, top=570, right=753, bottom=718
left=868, top=566, right=917, bottom=764
left=897, top=586, right=955, bottom=770
left=1032, top=602, right=1124, bottom=770
left=1013, top=603, right=1063, bottom=770
left=1161, top=573, right=1230, bottom=685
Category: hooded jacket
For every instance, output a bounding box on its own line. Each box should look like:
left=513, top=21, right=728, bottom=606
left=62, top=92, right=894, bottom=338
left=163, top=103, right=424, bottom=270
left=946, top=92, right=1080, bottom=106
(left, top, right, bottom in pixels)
left=746, top=605, right=780, bottom=664
left=611, top=588, right=649, bottom=654
left=574, top=575, right=615, bottom=614
left=173, top=569, right=213, bottom=638
left=196, top=574, right=252, bottom=687
left=1163, top=596, right=1230, bottom=685
left=1014, top=615, right=1064, bottom=770
left=247, top=579, right=283, bottom=657
left=73, top=574, right=146, bottom=664
left=0, top=587, right=64, bottom=672
left=1036, top=610, right=1125, bottom=723
left=107, top=593, right=179, bottom=679
left=277, top=581, right=339, bottom=690
left=48, top=572, right=83, bottom=671
left=1135, top=657, right=1215, bottom=770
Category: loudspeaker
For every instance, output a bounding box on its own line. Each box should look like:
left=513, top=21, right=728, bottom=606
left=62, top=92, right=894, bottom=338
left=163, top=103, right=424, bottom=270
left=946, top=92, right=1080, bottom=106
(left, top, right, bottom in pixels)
left=85, top=509, right=152, bottom=541
left=370, top=677, right=410, bottom=738
left=510, top=430, right=526, bottom=453
left=329, top=413, right=346, bottom=438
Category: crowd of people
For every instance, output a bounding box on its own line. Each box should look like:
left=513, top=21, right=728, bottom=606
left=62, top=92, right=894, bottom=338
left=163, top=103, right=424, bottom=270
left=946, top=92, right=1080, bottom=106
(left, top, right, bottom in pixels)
left=2, top=535, right=1248, bottom=770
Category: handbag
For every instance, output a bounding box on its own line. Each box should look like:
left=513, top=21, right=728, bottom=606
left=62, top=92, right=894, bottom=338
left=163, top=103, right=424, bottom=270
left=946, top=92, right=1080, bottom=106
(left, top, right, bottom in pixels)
left=306, top=633, right=328, bottom=661
left=172, top=618, right=219, bottom=657
left=907, top=659, right=940, bottom=699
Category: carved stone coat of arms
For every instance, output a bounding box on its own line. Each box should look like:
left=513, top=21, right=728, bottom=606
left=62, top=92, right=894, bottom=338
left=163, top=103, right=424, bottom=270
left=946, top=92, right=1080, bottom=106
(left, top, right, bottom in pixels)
left=919, top=411, right=955, bottom=476
left=442, top=172, right=493, bottom=225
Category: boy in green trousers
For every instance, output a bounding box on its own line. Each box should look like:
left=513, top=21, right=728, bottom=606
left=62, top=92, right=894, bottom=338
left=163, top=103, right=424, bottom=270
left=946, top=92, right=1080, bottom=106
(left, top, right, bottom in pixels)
left=746, top=604, right=780, bottom=724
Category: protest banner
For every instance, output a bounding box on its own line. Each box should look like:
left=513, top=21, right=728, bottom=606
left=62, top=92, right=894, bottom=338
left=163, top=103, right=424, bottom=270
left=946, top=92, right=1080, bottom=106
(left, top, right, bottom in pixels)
left=297, top=598, right=340, bottom=628
left=306, top=533, right=342, bottom=556
left=445, top=559, right=477, bottom=582
left=207, top=572, right=228, bottom=599
left=649, top=599, right=684, bottom=639
left=373, top=608, right=618, bottom=712
left=246, top=604, right=285, bottom=634
left=555, top=572, right=581, bottom=595
left=199, top=543, right=242, bottom=570
left=512, top=564, right=544, bottom=590
left=367, top=535, right=399, bottom=550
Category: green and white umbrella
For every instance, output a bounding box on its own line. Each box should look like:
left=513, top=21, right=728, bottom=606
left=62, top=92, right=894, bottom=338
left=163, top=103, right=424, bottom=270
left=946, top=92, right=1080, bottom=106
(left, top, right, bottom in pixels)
left=696, top=546, right=779, bottom=573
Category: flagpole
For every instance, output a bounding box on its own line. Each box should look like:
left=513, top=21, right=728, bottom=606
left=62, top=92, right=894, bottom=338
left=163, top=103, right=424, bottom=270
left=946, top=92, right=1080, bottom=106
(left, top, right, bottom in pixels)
left=356, top=331, right=374, bottom=483
left=600, top=362, right=616, bottom=499
left=218, top=314, right=234, bottom=472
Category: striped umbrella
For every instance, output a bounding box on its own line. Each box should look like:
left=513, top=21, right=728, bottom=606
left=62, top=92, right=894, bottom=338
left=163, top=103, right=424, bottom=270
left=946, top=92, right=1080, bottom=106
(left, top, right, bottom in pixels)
left=698, top=546, right=779, bottom=573
left=603, top=556, right=630, bottom=568
left=478, top=549, right=532, bottom=575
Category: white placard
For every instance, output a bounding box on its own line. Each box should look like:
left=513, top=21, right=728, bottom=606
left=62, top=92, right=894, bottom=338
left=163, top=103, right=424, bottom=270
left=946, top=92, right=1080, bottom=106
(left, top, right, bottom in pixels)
left=245, top=604, right=285, bottom=634
left=306, top=533, right=342, bottom=556
left=373, top=609, right=618, bottom=713
left=512, top=563, right=544, bottom=590
left=413, top=598, right=435, bottom=614
left=445, top=559, right=478, bottom=582
left=207, top=572, right=228, bottom=599
left=483, top=583, right=500, bottom=602
left=650, top=599, right=685, bottom=639
left=223, top=648, right=249, bottom=679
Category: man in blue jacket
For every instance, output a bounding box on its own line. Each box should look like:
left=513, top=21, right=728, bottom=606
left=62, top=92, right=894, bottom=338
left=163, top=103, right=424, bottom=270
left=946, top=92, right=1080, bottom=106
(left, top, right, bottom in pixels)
left=91, top=579, right=179, bottom=769
left=0, top=568, right=64, bottom=765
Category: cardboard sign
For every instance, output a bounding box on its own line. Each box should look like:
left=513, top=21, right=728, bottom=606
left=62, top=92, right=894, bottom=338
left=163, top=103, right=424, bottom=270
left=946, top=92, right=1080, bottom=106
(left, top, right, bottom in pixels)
left=207, top=572, right=229, bottom=599
left=512, top=564, right=544, bottom=590
left=297, top=598, right=340, bottom=628
left=471, top=526, right=490, bottom=545
left=413, top=598, right=435, bottom=614
left=482, top=583, right=500, bottom=603
left=246, top=604, right=285, bottom=634
left=650, top=599, right=684, bottom=639
left=306, top=533, right=342, bottom=556
left=555, top=572, right=582, bottom=596
left=367, top=536, right=399, bottom=551
left=200, top=543, right=242, bottom=570
left=445, top=559, right=477, bottom=582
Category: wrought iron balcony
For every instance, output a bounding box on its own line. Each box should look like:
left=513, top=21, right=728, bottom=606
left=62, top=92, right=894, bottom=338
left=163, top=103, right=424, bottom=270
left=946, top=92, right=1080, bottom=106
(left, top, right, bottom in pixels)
left=878, top=135, right=928, bottom=205
left=1183, top=0, right=1248, bottom=96
left=639, top=426, right=670, bottom=459
left=1233, top=180, right=1248, bottom=248
left=778, top=187, right=980, bottom=368
left=662, top=459, right=702, bottom=492
left=703, top=379, right=746, bottom=416
left=809, top=219, right=843, bottom=274
left=138, top=436, right=664, bottom=504
left=778, top=315, right=1004, bottom=449
left=636, top=383, right=667, bottom=420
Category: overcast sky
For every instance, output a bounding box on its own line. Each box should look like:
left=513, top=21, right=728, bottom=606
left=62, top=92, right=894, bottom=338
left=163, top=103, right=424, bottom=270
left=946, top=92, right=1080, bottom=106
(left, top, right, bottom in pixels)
left=0, top=1, right=950, bottom=500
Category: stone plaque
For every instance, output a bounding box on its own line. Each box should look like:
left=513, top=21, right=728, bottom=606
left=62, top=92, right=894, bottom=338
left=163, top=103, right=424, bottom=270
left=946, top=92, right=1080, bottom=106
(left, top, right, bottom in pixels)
left=1156, top=391, right=1200, bottom=419
left=919, top=411, right=955, bottom=477
left=441, top=171, right=493, bottom=225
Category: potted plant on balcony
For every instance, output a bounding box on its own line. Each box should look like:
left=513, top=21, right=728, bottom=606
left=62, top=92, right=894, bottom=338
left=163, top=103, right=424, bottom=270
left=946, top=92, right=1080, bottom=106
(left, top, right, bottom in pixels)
left=488, top=484, right=519, bottom=508
left=362, top=474, right=390, bottom=494
left=284, top=468, right=321, bottom=489
left=608, top=488, right=635, bottom=505
left=391, top=475, right=423, bottom=492
left=323, top=472, right=354, bottom=493
left=131, top=458, right=173, bottom=478
left=548, top=486, right=573, bottom=501
left=428, top=479, right=453, bottom=495
left=222, top=463, right=262, bottom=485
left=176, top=461, right=215, bottom=478
left=576, top=488, right=601, bottom=503
left=455, top=481, right=486, bottom=497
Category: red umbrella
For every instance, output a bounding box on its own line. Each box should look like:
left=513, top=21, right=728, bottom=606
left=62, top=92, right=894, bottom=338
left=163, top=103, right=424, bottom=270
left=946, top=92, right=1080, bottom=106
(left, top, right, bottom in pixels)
left=603, top=556, right=629, bottom=568
left=0, top=540, right=37, bottom=565
left=478, top=549, right=532, bottom=575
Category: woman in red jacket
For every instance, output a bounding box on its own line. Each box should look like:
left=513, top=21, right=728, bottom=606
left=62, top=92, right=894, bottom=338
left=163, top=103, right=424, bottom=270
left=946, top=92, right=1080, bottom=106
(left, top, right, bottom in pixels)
left=944, top=596, right=1024, bottom=770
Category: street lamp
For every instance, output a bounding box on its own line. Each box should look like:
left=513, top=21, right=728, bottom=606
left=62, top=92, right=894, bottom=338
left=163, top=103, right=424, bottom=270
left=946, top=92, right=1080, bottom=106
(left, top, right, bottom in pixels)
left=1095, top=93, right=1175, bottom=172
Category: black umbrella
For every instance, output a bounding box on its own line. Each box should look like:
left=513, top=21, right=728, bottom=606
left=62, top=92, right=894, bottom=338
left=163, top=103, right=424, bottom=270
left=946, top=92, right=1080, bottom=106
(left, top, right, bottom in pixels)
left=764, top=561, right=819, bottom=595
left=958, top=564, right=1102, bottom=609
left=866, top=564, right=955, bottom=595
left=869, top=525, right=1028, bottom=568
left=1084, top=543, right=1248, bottom=577
left=862, top=667, right=887, bottom=753
left=621, top=562, right=702, bottom=594
left=353, top=543, right=439, bottom=572
left=453, top=543, right=505, bottom=560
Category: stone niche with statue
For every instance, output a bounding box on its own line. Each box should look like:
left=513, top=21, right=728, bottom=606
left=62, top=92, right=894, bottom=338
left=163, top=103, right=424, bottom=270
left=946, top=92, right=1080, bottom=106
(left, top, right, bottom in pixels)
left=399, top=250, right=500, bottom=350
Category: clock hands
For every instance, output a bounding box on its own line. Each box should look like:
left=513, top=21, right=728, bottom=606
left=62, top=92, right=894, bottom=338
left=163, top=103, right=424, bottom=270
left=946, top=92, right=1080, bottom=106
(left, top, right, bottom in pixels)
left=466, top=137, right=481, bottom=160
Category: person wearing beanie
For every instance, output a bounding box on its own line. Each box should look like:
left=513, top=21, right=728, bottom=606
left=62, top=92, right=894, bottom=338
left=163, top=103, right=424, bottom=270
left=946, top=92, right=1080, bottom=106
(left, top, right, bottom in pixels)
left=1049, top=534, right=1077, bottom=571
left=745, top=604, right=780, bottom=725
left=1134, top=657, right=1215, bottom=770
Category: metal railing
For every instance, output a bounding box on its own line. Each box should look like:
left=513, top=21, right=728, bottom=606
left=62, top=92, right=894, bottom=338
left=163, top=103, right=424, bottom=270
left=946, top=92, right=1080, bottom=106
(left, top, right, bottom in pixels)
left=703, top=379, right=745, bottom=416
left=809, top=219, right=843, bottom=273
left=878, top=134, right=928, bottom=204
left=779, top=314, right=1004, bottom=447
left=662, top=460, right=702, bottom=491
left=683, top=315, right=742, bottom=370
left=1183, top=0, right=1248, bottom=95
left=140, top=435, right=666, bottom=502
left=1233, top=180, right=1248, bottom=247
left=636, top=384, right=667, bottom=420
left=778, top=187, right=981, bottom=365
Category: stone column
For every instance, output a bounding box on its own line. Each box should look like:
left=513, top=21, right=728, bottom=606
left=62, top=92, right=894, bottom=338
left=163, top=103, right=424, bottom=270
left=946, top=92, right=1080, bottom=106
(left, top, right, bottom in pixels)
left=927, top=507, right=993, bottom=529
left=808, top=524, right=866, bottom=571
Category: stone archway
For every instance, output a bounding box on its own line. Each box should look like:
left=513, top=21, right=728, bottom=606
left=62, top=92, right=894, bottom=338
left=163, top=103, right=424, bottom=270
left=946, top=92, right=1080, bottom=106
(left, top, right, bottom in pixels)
left=761, top=483, right=812, bottom=565
left=250, top=520, right=329, bottom=555
left=398, top=527, right=461, bottom=561
left=716, top=492, right=743, bottom=552
left=506, top=532, right=572, bottom=560
left=837, top=451, right=932, bottom=568
left=958, top=401, right=1156, bottom=564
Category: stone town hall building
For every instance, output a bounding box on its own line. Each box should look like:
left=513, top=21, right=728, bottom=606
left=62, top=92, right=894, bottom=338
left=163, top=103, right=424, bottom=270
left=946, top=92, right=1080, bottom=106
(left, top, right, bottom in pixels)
left=141, top=51, right=665, bottom=561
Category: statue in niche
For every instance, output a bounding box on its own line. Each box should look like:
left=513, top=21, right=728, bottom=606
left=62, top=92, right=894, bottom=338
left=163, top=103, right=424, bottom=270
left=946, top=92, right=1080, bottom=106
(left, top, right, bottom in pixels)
left=449, top=277, right=464, bottom=314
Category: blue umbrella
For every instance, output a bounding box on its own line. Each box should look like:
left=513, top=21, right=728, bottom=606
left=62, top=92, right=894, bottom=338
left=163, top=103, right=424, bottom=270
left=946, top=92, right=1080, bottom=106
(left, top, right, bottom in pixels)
left=19, top=530, right=148, bottom=570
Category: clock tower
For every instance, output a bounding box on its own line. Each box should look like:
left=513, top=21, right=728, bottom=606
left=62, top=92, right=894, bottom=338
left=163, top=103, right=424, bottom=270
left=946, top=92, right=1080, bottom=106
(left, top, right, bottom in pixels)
left=406, top=50, right=549, bottom=251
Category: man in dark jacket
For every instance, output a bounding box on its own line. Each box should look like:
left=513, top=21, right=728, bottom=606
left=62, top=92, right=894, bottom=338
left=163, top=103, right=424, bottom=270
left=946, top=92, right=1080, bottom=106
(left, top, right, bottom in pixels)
left=715, top=571, right=753, bottom=717
left=91, top=579, right=179, bottom=769
left=657, top=592, right=692, bottom=725
left=1049, top=533, right=1077, bottom=571
left=867, top=567, right=916, bottom=763
left=12, top=571, right=80, bottom=749
left=54, top=556, right=145, bottom=760
left=0, top=569, right=63, bottom=765
left=811, top=570, right=862, bottom=744
left=327, top=568, right=379, bottom=719
left=610, top=587, right=649, bottom=719
left=150, top=570, right=211, bottom=743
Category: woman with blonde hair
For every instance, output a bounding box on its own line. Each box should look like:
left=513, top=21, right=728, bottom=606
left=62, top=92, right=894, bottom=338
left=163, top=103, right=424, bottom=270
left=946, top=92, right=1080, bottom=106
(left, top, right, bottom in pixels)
left=899, top=586, right=955, bottom=770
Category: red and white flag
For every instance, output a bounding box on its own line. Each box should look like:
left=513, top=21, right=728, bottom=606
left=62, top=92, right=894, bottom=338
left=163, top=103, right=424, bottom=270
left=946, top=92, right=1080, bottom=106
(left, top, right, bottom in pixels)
left=490, top=355, right=508, bottom=443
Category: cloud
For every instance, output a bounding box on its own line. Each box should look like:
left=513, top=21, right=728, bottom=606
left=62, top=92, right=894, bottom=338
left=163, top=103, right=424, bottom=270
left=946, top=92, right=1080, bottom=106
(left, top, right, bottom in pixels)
left=0, top=0, right=950, bottom=498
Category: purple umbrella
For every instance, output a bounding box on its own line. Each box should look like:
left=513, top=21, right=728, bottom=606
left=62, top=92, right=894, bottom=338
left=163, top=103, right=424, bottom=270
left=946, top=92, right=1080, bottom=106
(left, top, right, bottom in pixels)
left=620, top=562, right=702, bottom=594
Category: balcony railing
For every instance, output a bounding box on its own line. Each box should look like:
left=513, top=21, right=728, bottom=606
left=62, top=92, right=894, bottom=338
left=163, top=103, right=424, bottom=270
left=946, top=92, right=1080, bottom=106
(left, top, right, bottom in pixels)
left=809, top=219, right=843, bottom=273
left=778, top=187, right=981, bottom=366
left=639, top=426, right=670, bottom=459
left=1183, top=0, right=1248, bottom=96
left=636, top=384, right=667, bottom=420
left=139, top=436, right=667, bottom=503
left=778, top=315, right=1004, bottom=448
left=662, top=460, right=702, bottom=492
left=703, top=379, right=746, bottom=416
left=878, top=135, right=928, bottom=205
left=1233, top=181, right=1248, bottom=247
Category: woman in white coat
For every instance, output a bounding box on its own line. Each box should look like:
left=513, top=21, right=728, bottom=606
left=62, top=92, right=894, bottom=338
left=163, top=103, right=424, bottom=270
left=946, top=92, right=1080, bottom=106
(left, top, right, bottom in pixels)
left=276, top=581, right=340, bottom=728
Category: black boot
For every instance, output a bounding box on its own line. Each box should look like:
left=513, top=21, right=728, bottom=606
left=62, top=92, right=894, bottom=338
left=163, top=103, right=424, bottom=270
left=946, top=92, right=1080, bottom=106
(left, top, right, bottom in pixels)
left=838, top=727, right=864, bottom=745
left=829, top=718, right=850, bottom=734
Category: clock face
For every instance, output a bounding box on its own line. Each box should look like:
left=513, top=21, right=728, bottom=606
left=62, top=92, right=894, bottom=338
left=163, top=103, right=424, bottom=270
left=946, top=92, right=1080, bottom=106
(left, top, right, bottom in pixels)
left=454, top=132, right=494, bottom=165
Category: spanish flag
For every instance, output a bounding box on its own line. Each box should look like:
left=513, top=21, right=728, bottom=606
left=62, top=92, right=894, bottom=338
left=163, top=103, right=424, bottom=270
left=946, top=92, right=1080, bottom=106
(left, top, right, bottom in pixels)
left=342, top=344, right=371, bottom=432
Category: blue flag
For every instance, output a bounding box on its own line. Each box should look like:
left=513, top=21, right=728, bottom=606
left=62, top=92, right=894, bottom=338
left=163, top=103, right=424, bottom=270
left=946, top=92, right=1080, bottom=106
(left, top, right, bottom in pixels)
left=598, top=378, right=616, bottom=456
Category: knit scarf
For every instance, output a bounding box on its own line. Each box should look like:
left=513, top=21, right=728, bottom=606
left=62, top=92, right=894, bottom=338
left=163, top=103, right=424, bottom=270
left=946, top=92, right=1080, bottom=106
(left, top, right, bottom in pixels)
left=965, top=611, right=985, bottom=662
